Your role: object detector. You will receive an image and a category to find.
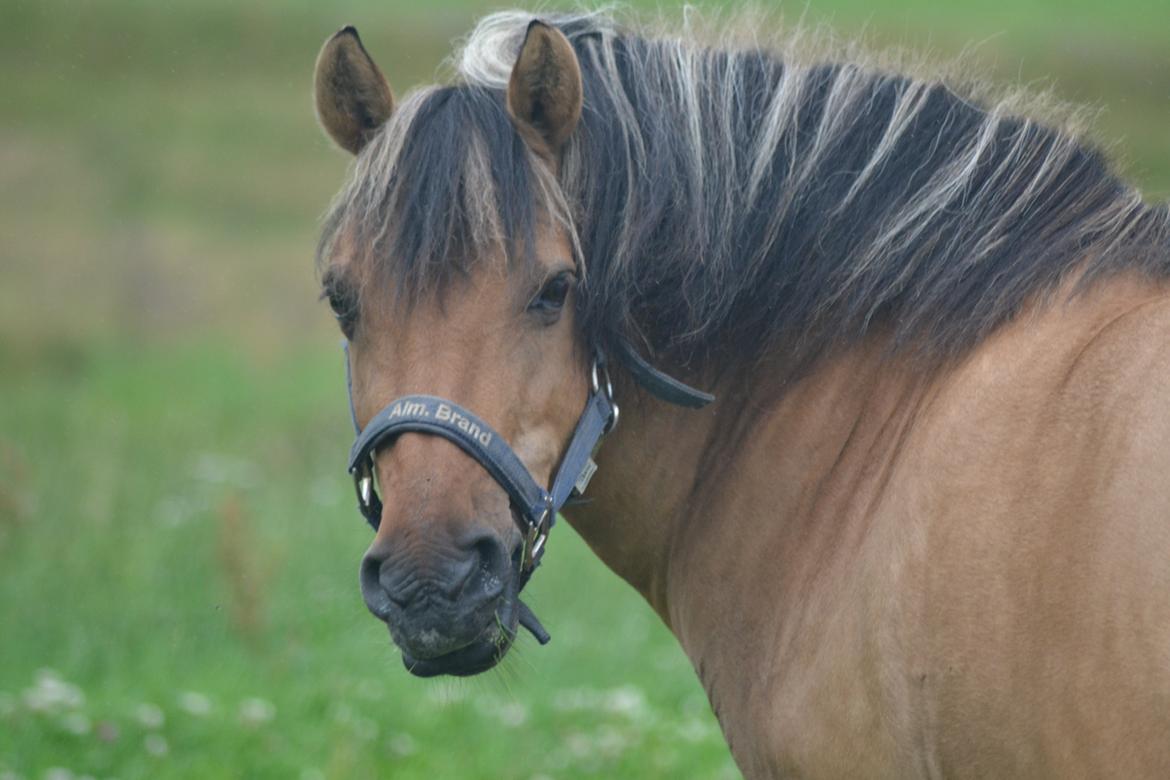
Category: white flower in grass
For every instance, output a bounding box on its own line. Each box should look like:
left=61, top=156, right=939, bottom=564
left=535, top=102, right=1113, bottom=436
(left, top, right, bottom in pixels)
left=553, top=685, right=647, bottom=719
left=144, top=734, right=169, bottom=757
left=352, top=717, right=378, bottom=741
left=676, top=717, right=714, bottom=743
left=61, top=711, right=92, bottom=736
left=238, top=697, right=275, bottom=726
left=498, top=701, right=528, bottom=728
left=564, top=731, right=592, bottom=758
left=177, top=691, right=211, bottom=717
left=604, top=686, right=646, bottom=718
left=551, top=687, right=594, bottom=712
left=595, top=725, right=630, bottom=758
left=22, top=688, right=49, bottom=713
left=134, top=703, right=164, bottom=730
left=43, top=769, right=73, bottom=780
left=473, top=695, right=527, bottom=727
left=388, top=732, right=417, bottom=757
left=24, top=669, right=84, bottom=713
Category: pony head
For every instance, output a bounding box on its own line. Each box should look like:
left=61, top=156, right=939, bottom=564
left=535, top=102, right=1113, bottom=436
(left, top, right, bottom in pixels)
left=314, top=21, right=588, bottom=676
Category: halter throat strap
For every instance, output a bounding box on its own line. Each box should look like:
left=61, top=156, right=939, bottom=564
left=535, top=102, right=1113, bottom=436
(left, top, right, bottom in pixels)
left=612, top=338, right=714, bottom=409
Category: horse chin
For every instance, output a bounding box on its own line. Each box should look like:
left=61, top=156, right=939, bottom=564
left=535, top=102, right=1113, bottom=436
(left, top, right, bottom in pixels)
left=396, top=599, right=518, bottom=678
left=401, top=636, right=512, bottom=677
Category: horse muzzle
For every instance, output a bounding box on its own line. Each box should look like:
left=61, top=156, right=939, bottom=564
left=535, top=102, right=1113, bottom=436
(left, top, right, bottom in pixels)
left=359, top=527, right=520, bottom=676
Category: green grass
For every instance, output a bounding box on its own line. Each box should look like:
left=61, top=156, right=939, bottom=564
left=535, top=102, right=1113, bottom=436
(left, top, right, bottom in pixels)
left=1, top=0, right=1167, bottom=776
left=0, top=342, right=734, bottom=778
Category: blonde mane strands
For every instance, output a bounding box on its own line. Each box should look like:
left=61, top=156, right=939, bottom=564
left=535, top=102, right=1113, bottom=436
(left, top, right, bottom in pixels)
left=321, top=8, right=1170, bottom=372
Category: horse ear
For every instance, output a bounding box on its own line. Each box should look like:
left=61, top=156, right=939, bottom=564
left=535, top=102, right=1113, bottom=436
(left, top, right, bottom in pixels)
left=314, top=26, right=395, bottom=155
left=506, top=20, right=583, bottom=156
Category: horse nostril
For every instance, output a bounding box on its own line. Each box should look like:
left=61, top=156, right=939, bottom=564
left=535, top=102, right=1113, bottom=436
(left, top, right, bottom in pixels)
left=359, top=553, right=393, bottom=619
left=461, top=528, right=506, bottom=576
left=359, top=529, right=508, bottom=618
left=466, top=532, right=505, bottom=571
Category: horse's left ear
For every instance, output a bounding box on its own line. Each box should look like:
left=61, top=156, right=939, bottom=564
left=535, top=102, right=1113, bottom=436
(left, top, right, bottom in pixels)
left=506, top=20, right=583, bottom=157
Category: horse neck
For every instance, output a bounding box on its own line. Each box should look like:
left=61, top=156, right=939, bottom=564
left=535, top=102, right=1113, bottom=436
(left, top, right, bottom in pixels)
left=564, top=271, right=1170, bottom=768
left=565, top=269, right=1170, bottom=636
left=559, top=369, right=722, bottom=624
left=563, top=337, right=928, bottom=629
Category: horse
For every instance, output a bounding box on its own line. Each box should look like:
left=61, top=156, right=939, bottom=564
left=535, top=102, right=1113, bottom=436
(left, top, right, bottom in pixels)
left=311, top=10, right=1170, bottom=777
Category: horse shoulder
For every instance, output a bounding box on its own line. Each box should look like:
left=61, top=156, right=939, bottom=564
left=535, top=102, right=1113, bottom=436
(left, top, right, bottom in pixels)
left=903, top=276, right=1170, bottom=777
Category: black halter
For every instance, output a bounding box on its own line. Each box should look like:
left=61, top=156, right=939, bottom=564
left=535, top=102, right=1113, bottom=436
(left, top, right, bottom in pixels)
left=342, top=339, right=712, bottom=644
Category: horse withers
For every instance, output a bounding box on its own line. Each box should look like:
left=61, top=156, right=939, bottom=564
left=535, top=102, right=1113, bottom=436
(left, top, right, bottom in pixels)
left=312, top=11, right=1170, bottom=777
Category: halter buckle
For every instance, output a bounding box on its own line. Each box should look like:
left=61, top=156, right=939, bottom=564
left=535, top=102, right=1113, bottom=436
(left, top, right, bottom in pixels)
left=522, top=496, right=555, bottom=574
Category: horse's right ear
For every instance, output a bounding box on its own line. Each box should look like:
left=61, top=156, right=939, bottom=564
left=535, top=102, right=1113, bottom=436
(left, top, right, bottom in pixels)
left=314, top=26, right=395, bottom=155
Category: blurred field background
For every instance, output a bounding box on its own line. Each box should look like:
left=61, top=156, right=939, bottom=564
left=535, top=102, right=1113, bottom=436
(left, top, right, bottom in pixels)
left=0, top=0, right=1166, bottom=777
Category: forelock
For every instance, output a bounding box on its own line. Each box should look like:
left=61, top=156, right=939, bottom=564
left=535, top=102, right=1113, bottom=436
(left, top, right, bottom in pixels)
left=316, top=81, right=575, bottom=305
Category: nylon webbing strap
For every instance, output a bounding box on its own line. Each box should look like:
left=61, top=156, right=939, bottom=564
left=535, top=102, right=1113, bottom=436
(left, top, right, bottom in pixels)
left=348, top=394, right=553, bottom=531
left=345, top=340, right=617, bottom=537
left=548, top=390, right=612, bottom=508
left=612, top=338, right=714, bottom=409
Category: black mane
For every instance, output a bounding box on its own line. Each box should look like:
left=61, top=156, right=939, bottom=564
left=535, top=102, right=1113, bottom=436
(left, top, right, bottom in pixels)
left=319, top=11, right=1170, bottom=376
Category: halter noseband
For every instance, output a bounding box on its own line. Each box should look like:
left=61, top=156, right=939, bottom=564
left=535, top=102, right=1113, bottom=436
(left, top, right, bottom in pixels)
left=342, top=339, right=711, bottom=645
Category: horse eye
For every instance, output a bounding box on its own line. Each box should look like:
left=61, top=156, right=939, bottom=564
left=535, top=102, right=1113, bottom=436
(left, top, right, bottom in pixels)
left=528, top=272, right=573, bottom=317
left=321, top=276, right=359, bottom=339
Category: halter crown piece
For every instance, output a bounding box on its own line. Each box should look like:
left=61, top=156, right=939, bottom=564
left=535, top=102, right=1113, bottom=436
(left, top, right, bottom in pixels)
left=342, top=338, right=713, bottom=645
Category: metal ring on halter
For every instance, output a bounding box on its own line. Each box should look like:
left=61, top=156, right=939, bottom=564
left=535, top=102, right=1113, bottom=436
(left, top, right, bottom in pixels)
left=359, top=469, right=373, bottom=507
left=590, top=357, right=620, bottom=433
left=354, top=457, right=381, bottom=528
left=590, top=358, right=610, bottom=396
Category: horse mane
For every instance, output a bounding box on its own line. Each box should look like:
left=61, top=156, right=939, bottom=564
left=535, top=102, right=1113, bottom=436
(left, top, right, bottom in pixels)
left=319, top=9, right=1170, bottom=375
